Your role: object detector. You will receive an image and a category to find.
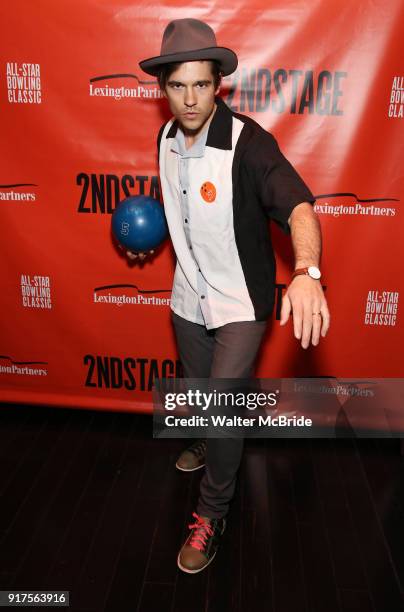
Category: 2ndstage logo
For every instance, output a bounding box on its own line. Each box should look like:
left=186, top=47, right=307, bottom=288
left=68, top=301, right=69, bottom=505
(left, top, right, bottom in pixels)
left=77, top=173, right=160, bottom=214
left=224, top=67, right=347, bottom=115
left=84, top=355, right=182, bottom=390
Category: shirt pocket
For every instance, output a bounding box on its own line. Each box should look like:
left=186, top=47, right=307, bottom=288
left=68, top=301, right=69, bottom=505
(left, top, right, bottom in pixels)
left=187, top=159, right=234, bottom=236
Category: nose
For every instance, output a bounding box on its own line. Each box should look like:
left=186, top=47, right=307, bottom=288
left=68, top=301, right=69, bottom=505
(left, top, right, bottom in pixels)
left=184, top=86, right=197, bottom=108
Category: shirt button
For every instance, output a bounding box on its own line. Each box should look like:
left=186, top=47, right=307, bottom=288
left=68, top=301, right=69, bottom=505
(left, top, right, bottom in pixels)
left=183, top=190, right=187, bottom=194
left=184, top=218, right=188, bottom=223
left=189, top=245, right=192, bottom=250
left=200, top=295, right=205, bottom=299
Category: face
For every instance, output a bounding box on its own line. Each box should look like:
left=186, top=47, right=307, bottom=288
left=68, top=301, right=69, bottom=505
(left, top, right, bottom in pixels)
left=162, top=61, right=221, bottom=137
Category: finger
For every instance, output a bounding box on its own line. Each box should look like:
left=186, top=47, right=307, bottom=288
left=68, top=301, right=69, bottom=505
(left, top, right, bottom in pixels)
left=301, top=302, right=314, bottom=349
left=292, top=302, right=304, bottom=340
left=311, top=311, right=322, bottom=346
left=321, top=303, right=331, bottom=336
left=279, top=294, right=291, bottom=326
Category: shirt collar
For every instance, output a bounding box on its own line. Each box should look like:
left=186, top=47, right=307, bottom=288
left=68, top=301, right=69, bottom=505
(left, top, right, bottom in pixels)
left=170, top=122, right=209, bottom=158
left=166, top=96, right=233, bottom=151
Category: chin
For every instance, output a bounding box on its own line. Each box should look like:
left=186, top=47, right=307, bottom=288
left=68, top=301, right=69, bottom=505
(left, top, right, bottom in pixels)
left=181, top=118, right=205, bottom=132
left=181, top=121, right=202, bottom=132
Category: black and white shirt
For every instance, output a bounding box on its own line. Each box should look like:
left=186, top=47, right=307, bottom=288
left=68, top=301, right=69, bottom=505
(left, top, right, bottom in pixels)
left=157, top=96, right=315, bottom=330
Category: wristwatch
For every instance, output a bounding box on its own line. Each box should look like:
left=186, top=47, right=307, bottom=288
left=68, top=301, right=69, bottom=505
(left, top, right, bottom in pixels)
left=292, top=265, right=321, bottom=280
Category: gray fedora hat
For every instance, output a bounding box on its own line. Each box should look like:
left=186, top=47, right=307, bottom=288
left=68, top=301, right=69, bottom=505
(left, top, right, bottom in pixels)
left=139, top=18, right=238, bottom=77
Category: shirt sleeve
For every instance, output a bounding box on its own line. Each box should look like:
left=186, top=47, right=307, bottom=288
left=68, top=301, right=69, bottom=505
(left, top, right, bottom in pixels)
left=245, top=129, right=316, bottom=234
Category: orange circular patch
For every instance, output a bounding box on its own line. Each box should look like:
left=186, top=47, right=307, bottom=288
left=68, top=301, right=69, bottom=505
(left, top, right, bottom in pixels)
left=200, top=181, right=216, bottom=203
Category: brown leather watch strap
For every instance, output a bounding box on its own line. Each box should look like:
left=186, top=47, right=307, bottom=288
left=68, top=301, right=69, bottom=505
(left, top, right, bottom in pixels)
left=292, top=267, right=309, bottom=279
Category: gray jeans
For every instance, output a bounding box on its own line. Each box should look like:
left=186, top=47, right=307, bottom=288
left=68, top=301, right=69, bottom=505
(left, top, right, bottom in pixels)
left=171, top=310, right=268, bottom=519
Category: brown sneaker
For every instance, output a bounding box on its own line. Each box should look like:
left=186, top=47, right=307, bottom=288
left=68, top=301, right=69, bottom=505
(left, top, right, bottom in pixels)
left=175, top=439, right=207, bottom=472
left=177, top=511, right=226, bottom=574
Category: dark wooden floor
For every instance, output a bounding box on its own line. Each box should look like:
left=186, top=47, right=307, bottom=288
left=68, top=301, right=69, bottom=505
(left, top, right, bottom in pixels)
left=0, top=403, right=403, bottom=612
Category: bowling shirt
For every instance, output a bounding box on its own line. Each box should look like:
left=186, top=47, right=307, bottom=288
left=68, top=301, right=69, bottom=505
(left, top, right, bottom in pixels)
left=157, top=96, right=316, bottom=330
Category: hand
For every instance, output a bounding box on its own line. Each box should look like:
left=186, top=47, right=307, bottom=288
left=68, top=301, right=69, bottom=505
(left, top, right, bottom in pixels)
left=279, top=275, right=330, bottom=348
left=118, top=244, right=154, bottom=261
left=126, top=249, right=154, bottom=262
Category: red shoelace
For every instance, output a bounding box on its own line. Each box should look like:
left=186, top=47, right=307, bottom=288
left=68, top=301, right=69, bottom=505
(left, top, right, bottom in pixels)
left=188, top=512, right=214, bottom=551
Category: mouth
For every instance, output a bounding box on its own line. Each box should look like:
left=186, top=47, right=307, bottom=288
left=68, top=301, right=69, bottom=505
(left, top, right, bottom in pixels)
left=183, top=112, right=199, bottom=119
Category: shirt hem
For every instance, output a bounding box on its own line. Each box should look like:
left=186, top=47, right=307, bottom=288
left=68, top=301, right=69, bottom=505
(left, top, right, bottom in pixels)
left=205, top=314, right=259, bottom=329
left=170, top=305, right=261, bottom=329
left=170, top=305, right=205, bottom=326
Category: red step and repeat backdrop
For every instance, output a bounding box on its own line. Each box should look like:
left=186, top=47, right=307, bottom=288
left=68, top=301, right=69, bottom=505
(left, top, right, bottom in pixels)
left=1, top=0, right=403, bottom=412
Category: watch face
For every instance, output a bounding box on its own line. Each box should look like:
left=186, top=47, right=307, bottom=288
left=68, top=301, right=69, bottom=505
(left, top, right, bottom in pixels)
left=308, top=266, right=321, bottom=279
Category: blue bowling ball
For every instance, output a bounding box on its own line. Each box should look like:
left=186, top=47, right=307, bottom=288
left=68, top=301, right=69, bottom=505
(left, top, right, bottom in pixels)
left=111, top=195, right=168, bottom=253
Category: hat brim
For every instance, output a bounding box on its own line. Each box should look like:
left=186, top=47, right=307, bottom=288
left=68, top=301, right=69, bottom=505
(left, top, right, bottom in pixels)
left=139, top=46, right=238, bottom=77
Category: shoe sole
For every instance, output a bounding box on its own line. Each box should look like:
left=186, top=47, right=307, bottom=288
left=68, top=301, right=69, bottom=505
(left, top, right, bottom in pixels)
left=176, top=519, right=226, bottom=574
left=175, top=461, right=205, bottom=472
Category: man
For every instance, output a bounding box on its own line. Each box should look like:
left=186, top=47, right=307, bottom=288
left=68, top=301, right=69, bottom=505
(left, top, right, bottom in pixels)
left=128, top=18, right=330, bottom=574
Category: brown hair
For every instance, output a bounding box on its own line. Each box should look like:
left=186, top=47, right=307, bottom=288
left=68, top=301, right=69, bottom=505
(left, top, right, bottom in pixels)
left=157, top=60, right=222, bottom=90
